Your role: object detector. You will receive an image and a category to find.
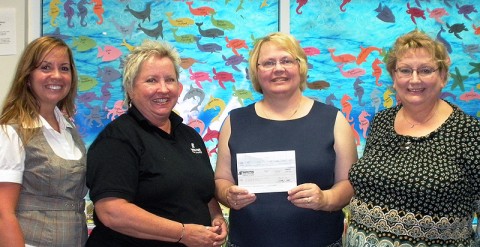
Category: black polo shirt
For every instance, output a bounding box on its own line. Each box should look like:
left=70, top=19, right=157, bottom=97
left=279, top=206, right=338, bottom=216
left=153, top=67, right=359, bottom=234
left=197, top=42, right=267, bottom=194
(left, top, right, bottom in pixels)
left=86, top=106, right=214, bottom=246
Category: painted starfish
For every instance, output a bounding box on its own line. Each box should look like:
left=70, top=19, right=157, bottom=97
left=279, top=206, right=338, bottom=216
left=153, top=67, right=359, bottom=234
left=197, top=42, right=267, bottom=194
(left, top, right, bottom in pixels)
left=450, top=66, right=468, bottom=91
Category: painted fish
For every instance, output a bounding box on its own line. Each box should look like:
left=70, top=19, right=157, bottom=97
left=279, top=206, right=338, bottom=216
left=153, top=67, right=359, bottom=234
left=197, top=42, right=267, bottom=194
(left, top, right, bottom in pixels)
left=374, top=3, right=395, bottom=23
left=111, top=18, right=136, bottom=39
left=306, top=80, right=330, bottom=90
left=97, top=66, right=122, bottom=83
left=459, top=88, right=480, bottom=102
left=97, top=45, right=123, bottom=62
left=78, top=75, right=99, bottom=91
left=72, top=36, right=97, bottom=52
left=303, top=46, right=320, bottom=56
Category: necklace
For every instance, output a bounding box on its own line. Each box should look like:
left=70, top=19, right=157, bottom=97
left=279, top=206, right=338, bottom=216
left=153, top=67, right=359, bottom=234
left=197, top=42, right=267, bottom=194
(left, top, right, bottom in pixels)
left=402, top=105, right=437, bottom=128
left=261, top=98, right=302, bottom=120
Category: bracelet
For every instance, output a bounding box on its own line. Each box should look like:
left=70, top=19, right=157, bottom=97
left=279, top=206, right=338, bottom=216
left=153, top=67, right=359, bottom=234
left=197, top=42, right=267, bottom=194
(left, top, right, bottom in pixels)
left=177, top=223, right=185, bottom=243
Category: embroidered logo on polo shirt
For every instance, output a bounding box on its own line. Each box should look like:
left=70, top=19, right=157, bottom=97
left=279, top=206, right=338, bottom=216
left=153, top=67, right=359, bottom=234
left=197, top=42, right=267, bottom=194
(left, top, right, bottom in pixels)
left=190, top=143, right=203, bottom=154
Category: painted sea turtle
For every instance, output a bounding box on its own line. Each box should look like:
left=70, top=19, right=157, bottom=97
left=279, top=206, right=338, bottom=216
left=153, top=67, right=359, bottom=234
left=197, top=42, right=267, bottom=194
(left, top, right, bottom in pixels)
left=446, top=22, right=468, bottom=39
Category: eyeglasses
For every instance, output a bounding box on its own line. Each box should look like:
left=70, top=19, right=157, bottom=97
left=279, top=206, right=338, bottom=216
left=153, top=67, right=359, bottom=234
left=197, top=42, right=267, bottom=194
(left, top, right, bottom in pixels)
left=257, top=58, right=299, bottom=71
left=394, top=67, right=439, bottom=78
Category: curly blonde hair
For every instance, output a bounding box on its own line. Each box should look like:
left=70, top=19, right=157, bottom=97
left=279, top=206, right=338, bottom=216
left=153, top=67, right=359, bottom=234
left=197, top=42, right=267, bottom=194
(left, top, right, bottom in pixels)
left=386, top=30, right=450, bottom=83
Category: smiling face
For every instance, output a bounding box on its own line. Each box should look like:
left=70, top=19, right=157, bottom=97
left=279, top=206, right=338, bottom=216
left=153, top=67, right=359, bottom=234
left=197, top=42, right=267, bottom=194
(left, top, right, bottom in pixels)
left=129, top=55, right=180, bottom=125
left=29, top=47, right=72, bottom=111
left=257, top=42, right=301, bottom=97
left=393, top=48, right=447, bottom=106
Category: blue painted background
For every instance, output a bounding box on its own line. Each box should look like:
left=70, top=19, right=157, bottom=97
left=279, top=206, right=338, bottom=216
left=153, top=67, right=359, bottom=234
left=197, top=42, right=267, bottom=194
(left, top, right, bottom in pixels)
left=42, top=0, right=479, bottom=229
left=290, top=0, right=480, bottom=155
left=42, top=0, right=479, bottom=159
left=42, top=0, right=278, bottom=167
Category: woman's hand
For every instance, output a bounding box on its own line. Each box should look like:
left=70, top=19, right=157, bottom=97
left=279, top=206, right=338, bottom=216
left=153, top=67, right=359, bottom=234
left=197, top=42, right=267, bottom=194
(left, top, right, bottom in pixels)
left=225, top=185, right=256, bottom=210
left=208, top=217, right=228, bottom=246
left=287, top=183, right=326, bottom=210
left=181, top=223, right=224, bottom=247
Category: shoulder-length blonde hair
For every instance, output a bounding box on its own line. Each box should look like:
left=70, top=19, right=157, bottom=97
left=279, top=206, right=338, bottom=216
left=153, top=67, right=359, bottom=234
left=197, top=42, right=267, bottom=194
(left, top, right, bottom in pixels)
left=0, top=36, right=78, bottom=143
left=248, top=32, right=308, bottom=94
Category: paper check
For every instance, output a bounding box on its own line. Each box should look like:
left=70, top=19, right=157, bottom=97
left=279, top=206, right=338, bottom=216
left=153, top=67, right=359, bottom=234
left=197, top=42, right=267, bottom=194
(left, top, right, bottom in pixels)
left=236, top=150, right=297, bottom=193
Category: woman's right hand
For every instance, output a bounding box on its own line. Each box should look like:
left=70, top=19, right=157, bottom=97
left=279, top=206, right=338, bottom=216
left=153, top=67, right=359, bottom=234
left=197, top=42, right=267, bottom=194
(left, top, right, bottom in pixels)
left=225, top=185, right=256, bottom=210
left=180, top=224, right=222, bottom=247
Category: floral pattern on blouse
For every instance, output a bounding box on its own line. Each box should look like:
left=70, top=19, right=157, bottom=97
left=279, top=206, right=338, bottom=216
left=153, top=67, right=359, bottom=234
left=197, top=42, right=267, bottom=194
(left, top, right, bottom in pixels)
left=346, top=102, right=480, bottom=247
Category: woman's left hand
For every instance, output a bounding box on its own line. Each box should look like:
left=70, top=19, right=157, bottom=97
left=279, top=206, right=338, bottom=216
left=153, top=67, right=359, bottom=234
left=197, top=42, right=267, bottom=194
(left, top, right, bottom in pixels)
left=208, top=217, right=228, bottom=246
left=287, top=183, right=326, bottom=210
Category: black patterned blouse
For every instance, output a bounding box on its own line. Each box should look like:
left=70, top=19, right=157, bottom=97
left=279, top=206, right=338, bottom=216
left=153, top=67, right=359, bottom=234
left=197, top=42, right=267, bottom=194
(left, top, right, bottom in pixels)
left=346, top=101, right=480, bottom=247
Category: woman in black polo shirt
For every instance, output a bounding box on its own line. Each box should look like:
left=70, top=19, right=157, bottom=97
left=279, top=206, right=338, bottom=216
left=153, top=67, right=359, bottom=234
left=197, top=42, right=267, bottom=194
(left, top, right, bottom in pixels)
left=86, top=40, right=227, bottom=247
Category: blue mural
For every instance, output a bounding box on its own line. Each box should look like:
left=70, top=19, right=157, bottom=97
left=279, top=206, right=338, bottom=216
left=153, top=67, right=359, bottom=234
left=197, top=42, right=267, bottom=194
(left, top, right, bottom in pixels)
left=42, top=0, right=279, bottom=165
left=290, top=0, right=480, bottom=155
left=41, top=0, right=479, bottom=232
left=42, top=0, right=479, bottom=160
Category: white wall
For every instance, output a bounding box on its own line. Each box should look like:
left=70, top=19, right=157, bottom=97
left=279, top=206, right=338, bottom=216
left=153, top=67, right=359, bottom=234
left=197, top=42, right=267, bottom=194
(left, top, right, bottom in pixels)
left=0, top=0, right=26, bottom=108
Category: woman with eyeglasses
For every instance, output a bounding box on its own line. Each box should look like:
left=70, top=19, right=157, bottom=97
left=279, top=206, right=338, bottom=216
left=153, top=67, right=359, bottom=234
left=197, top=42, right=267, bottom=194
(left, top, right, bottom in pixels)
left=214, top=32, right=358, bottom=246
left=346, top=30, right=480, bottom=246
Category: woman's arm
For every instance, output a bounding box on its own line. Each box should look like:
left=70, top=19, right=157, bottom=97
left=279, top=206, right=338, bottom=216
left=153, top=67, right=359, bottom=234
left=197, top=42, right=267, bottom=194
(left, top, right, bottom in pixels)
left=94, top=197, right=222, bottom=245
left=287, top=112, right=358, bottom=211
left=214, top=116, right=256, bottom=210
left=0, top=126, right=26, bottom=247
left=214, top=116, right=235, bottom=207
left=0, top=183, right=24, bottom=247
left=207, top=198, right=228, bottom=245
left=327, top=111, right=358, bottom=210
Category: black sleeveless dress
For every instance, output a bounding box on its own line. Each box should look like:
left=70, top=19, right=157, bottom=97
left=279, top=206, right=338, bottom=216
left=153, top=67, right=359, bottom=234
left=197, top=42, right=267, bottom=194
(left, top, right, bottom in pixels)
left=227, top=100, right=344, bottom=247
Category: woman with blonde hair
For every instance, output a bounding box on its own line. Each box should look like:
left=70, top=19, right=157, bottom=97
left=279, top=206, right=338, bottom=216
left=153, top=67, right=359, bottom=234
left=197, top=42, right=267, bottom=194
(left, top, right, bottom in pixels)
left=86, top=40, right=227, bottom=247
left=215, top=32, right=358, bottom=246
